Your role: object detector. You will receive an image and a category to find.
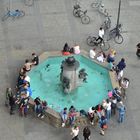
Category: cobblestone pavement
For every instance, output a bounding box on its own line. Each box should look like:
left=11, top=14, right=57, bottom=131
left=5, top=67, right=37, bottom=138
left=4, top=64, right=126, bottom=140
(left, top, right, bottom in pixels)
left=0, top=0, right=140, bottom=140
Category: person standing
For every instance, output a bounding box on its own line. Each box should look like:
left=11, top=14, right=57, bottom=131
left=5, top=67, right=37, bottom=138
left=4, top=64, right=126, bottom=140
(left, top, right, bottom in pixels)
left=96, top=27, right=104, bottom=44
left=106, top=99, right=112, bottom=121
left=60, top=107, right=68, bottom=127
left=71, top=125, right=79, bottom=140
left=83, top=126, right=91, bottom=140
left=9, top=94, right=16, bottom=115
left=99, top=115, right=107, bottom=136
left=118, top=102, right=126, bottom=123
left=116, top=58, right=126, bottom=80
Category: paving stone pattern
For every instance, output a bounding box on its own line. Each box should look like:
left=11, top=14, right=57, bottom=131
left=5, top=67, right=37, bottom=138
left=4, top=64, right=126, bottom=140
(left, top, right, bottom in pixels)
left=0, top=0, right=140, bottom=140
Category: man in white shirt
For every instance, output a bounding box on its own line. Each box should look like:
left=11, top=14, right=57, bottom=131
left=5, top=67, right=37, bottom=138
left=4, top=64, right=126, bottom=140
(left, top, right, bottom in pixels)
left=96, top=27, right=104, bottom=44
left=71, top=125, right=79, bottom=140
left=89, top=48, right=96, bottom=59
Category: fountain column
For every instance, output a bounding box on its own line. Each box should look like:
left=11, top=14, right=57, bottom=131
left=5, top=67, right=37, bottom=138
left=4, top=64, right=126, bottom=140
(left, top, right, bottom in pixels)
left=60, top=56, right=80, bottom=93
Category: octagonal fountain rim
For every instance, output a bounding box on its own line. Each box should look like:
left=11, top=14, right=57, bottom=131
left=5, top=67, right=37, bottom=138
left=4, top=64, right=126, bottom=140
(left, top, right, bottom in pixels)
left=27, top=50, right=119, bottom=127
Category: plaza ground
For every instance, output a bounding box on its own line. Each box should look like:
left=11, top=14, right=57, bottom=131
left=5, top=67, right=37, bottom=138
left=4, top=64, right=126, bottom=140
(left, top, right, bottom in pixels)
left=0, top=0, right=140, bottom=139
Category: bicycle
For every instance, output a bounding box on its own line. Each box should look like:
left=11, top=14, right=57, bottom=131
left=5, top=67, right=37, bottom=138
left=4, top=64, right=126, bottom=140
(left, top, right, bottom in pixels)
left=73, top=4, right=90, bottom=24
left=87, top=36, right=110, bottom=51
left=107, top=24, right=123, bottom=44
left=24, top=0, right=34, bottom=6
left=1, top=8, right=25, bottom=21
left=91, top=0, right=109, bottom=17
left=101, top=15, right=111, bottom=31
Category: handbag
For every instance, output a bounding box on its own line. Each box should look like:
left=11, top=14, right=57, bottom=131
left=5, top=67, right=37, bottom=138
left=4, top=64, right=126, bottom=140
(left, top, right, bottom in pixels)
left=103, top=124, right=108, bottom=129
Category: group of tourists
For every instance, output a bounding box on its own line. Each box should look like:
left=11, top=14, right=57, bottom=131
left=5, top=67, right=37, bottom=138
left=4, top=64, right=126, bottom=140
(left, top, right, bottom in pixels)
left=5, top=53, right=40, bottom=117
left=60, top=42, right=130, bottom=138
left=5, top=45, right=130, bottom=139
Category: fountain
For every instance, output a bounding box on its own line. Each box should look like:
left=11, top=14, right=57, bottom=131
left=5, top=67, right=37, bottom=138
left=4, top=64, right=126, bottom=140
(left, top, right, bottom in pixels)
left=28, top=51, right=119, bottom=127
left=60, top=56, right=87, bottom=93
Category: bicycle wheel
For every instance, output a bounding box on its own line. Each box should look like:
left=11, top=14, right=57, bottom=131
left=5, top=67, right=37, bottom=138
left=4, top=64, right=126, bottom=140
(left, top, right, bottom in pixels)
left=100, top=41, right=110, bottom=51
left=81, top=15, right=90, bottom=24
left=1, top=14, right=9, bottom=21
left=87, top=36, right=96, bottom=46
left=91, top=2, right=98, bottom=8
left=24, top=0, right=34, bottom=6
left=114, top=34, right=123, bottom=44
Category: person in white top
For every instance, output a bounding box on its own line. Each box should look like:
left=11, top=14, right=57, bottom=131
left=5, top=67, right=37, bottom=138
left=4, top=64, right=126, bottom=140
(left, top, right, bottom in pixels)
left=88, top=107, right=95, bottom=125
left=71, top=125, right=79, bottom=140
left=106, top=99, right=111, bottom=120
left=96, top=27, right=104, bottom=44
left=73, top=44, right=80, bottom=54
left=89, top=48, right=96, bottom=59
left=97, top=51, right=106, bottom=63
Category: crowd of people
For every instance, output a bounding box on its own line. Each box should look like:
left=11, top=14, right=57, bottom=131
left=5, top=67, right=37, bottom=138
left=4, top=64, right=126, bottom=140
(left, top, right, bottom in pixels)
left=60, top=42, right=130, bottom=138
left=5, top=45, right=130, bottom=138
left=5, top=53, right=45, bottom=117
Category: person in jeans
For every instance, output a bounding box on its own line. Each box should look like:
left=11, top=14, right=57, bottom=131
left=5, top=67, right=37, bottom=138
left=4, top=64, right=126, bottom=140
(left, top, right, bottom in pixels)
left=69, top=106, right=77, bottom=126
left=118, top=103, right=126, bottom=123
left=83, top=126, right=91, bottom=140
left=60, top=107, right=68, bottom=127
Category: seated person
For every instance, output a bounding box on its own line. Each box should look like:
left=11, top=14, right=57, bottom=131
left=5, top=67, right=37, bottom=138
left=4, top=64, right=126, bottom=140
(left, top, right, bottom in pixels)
left=112, top=87, right=121, bottom=101
left=107, top=54, right=115, bottom=63
left=89, top=48, right=96, bottom=59
left=32, top=53, right=39, bottom=65
left=60, top=107, right=68, bottom=127
left=73, top=44, right=80, bottom=54
left=23, top=59, right=33, bottom=72
left=62, top=43, right=71, bottom=55
left=38, top=100, right=48, bottom=119
left=96, top=51, right=106, bottom=63
left=34, top=97, right=42, bottom=114
left=69, top=106, right=77, bottom=125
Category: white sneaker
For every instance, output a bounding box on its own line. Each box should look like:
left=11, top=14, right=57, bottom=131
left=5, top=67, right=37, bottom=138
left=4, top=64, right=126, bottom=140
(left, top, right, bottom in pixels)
left=90, top=122, right=94, bottom=125
left=62, top=123, right=65, bottom=127
left=41, top=115, right=44, bottom=119
left=38, top=114, right=41, bottom=117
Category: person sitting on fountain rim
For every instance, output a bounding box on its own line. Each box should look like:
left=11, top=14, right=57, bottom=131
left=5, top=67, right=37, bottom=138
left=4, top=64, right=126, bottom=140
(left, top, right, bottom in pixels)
left=32, top=53, right=39, bottom=65
left=62, top=43, right=71, bottom=55
left=60, top=107, right=68, bottom=127
left=69, top=106, right=77, bottom=126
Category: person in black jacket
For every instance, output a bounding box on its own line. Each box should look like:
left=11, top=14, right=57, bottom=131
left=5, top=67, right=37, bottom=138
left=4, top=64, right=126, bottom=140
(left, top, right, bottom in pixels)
left=83, top=126, right=91, bottom=140
left=9, top=94, right=16, bottom=115
left=32, top=53, right=39, bottom=65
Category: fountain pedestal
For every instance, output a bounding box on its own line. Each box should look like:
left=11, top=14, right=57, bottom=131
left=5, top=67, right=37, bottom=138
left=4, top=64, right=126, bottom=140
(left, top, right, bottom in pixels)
left=60, top=56, right=80, bottom=93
